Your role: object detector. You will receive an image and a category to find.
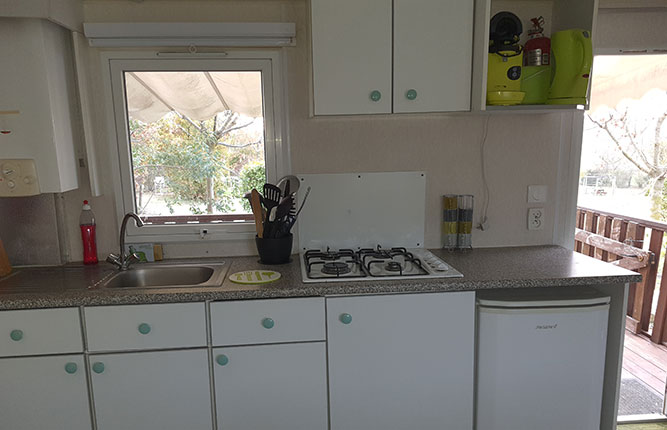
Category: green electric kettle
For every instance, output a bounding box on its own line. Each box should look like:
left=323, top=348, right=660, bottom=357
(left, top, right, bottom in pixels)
left=547, top=29, right=593, bottom=105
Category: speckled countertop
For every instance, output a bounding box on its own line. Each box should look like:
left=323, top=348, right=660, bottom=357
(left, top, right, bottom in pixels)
left=0, top=245, right=641, bottom=310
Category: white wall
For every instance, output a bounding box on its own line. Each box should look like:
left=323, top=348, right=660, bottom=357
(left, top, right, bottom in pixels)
left=67, top=0, right=574, bottom=259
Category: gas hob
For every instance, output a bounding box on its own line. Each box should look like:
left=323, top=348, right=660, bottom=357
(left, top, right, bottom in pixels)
left=300, top=246, right=463, bottom=283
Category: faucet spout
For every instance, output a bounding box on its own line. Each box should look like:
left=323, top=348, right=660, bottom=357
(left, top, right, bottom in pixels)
left=108, top=212, right=145, bottom=271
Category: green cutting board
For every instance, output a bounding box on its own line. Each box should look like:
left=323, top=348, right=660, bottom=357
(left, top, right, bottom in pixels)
left=229, top=270, right=281, bottom=284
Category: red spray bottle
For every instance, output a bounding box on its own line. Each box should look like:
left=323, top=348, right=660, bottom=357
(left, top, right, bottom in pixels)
left=80, top=200, right=98, bottom=265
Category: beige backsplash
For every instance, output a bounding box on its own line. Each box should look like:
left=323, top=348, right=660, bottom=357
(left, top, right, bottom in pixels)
left=1, top=0, right=576, bottom=264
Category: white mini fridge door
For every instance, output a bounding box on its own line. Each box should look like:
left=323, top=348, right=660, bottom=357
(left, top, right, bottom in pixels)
left=476, top=303, right=609, bottom=430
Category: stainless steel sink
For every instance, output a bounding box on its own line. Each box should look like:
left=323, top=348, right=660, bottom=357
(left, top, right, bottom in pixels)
left=102, top=263, right=227, bottom=288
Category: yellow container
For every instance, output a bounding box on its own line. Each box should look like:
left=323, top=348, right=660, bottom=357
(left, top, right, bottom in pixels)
left=521, top=65, right=550, bottom=104
left=487, top=51, right=525, bottom=106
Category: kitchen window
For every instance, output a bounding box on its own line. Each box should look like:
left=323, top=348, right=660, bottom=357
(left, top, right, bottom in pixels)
left=104, top=52, right=288, bottom=242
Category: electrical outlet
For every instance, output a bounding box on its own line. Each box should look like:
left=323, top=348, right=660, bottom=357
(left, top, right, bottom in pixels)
left=528, top=208, right=544, bottom=231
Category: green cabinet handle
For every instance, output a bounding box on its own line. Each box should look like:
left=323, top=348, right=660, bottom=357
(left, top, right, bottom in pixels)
left=261, top=318, right=275, bottom=329
left=216, top=354, right=229, bottom=366
left=138, top=323, right=151, bottom=335
left=65, top=362, right=78, bottom=374
left=370, top=90, right=382, bottom=102
left=10, top=329, right=23, bottom=341
left=339, top=313, right=352, bottom=324
left=406, top=89, right=418, bottom=100
left=92, top=362, right=105, bottom=374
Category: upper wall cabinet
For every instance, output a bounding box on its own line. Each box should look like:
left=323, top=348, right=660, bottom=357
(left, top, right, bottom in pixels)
left=0, top=18, right=80, bottom=193
left=0, top=0, right=83, bottom=31
left=311, top=0, right=474, bottom=115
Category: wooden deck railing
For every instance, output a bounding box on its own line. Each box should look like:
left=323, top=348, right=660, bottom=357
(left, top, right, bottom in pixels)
left=575, top=206, right=667, bottom=344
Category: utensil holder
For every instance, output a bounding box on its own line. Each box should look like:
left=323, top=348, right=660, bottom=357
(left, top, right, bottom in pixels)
left=256, top=234, right=293, bottom=265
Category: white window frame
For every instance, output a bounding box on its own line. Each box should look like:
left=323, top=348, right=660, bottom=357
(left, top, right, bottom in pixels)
left=101, top=50, right=290, bottom=243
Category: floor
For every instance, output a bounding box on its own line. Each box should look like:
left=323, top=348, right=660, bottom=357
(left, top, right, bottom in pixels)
left=621, top=331, right=667, bottom=416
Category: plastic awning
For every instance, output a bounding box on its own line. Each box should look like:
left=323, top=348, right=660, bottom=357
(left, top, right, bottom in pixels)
left=125, top=70, right=263, bottom=123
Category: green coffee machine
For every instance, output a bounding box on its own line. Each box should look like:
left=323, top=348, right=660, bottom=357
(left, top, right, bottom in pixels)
left=547, top=29, right=593, bottom=105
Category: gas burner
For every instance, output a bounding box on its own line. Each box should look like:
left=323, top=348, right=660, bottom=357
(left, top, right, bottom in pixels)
left=385, top=261, right=403, bottom=272
left=301, top=246, right=462, bottom=282
left=322, top=262, right=351, bottom=275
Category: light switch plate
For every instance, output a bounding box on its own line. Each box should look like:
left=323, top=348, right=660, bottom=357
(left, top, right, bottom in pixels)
left=0, top=159, right=40, bottom=197
left=527, top=185, right=547, bottom=203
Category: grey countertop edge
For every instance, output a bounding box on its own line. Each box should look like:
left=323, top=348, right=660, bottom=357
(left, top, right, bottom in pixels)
left=0, top=274, right=641, bottom=310
left=0, top=245, right=642, bottom=310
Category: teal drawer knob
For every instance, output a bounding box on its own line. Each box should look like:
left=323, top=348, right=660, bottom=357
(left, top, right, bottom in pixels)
left=406, top=89, right=418, bottom=100
left=10, top=329, right=23, bottom=341
left=92, top=362, right=105, bottom=374
left=339, top=313, right=352, bottom=325
left=216, top=354, right=229, bottom=366
left=261, top=318, right=275, bottom=329
left=138, top=323, right=151, bottom=335
left=370, top=90, right=382, bottom=102
left=65, top=362, right=78, bottom=374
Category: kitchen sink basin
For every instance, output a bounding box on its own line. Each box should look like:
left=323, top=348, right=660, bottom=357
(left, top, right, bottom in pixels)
left=102, top=263, right=227, bottom=288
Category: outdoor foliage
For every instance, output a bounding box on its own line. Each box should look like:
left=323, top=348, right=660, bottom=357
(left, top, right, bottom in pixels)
left=129, top=111, right=265, bottom=216
left=586, top=89, right=667, bottom=219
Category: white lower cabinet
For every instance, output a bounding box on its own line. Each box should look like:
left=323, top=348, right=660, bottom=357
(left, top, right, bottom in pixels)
left=213, top=342, right=328, bottom=430
left=326, top=292, right=475, bottom=430
left=90, top=348, right=212, bottom=430
left=0, top=354, right=91, bottom=430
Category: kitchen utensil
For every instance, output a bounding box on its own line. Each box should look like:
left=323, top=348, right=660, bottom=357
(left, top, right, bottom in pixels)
left=487, top=12, right=524, bottom=106
left=486, top=90, right=526, bottom=106
left=229, top=270, right=282, bottom=284
left=277, top=175, right=300, bottom=198
left=255, top=233, right=293, bottom=265
left=0, top=236, right=11, bottom=277
left=547, top=29, right=592, bottom=105
left=521, top=66, right=550, bottom=104
left=264, top=206, right=278, bottom=238
left=276, top=195, right=293, bottom=219
left=263, top=183, right=282, bottom=211
left=294, top=186, right=311, bottom=219
left=489, top=11, right=522, bottom=48
left=250, top=189, right=264, bottom=238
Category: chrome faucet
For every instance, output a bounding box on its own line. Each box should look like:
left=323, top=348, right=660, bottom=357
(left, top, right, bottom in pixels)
left=106, top=212, right=145, bottom=271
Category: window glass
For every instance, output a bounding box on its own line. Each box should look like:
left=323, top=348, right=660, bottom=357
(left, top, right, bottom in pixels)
left=123, top=71, right=266, bottom=225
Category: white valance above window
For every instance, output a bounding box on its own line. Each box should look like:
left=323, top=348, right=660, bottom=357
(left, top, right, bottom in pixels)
left=83, top=22, right=296, bottom=47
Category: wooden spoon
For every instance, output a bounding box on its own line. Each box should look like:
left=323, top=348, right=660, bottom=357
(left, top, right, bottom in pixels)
left=250, top=189, right=264, bottom=238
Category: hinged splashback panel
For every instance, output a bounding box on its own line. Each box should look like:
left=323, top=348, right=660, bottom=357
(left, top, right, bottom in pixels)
left=297, top=172, right=426, bottom=251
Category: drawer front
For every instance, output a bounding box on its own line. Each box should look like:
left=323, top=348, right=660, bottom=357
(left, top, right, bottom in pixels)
left=210, top=298, right=325, bottom=346
left=0, top=308, right=83, bottom=357
left=84, top=303, right=206, bottom=352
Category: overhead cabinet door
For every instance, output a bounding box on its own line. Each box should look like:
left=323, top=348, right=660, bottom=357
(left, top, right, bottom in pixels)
left=311, top=0, right=392, bottom=115
left=393, top=0, right=473, bottom=113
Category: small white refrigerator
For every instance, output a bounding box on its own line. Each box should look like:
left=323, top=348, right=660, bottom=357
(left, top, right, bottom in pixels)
left=476, top=287, right=610, bottom=430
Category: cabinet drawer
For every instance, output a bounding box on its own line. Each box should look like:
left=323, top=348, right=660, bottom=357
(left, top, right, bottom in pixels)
left=84, top=303, right=206, bottom=352
left=210, top=298, right=325, bottom=346
left=0, top=307, right=82, bottom=357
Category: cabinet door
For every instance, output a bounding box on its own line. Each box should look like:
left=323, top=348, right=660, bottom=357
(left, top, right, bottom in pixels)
left=90, top=349, right=212, bottom=430
left=327, top=292, right=474, bottom=430
left=0, top=354, right=91, bottom=430
left=311, top=0, right=392, bottom=115
left=213, top=342, right=328, bottom=430
left=393, top=0, right=473, bottom=113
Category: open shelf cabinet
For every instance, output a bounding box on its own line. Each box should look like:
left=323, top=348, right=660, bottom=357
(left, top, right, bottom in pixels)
left=471, top=0, right=598, bottom=112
